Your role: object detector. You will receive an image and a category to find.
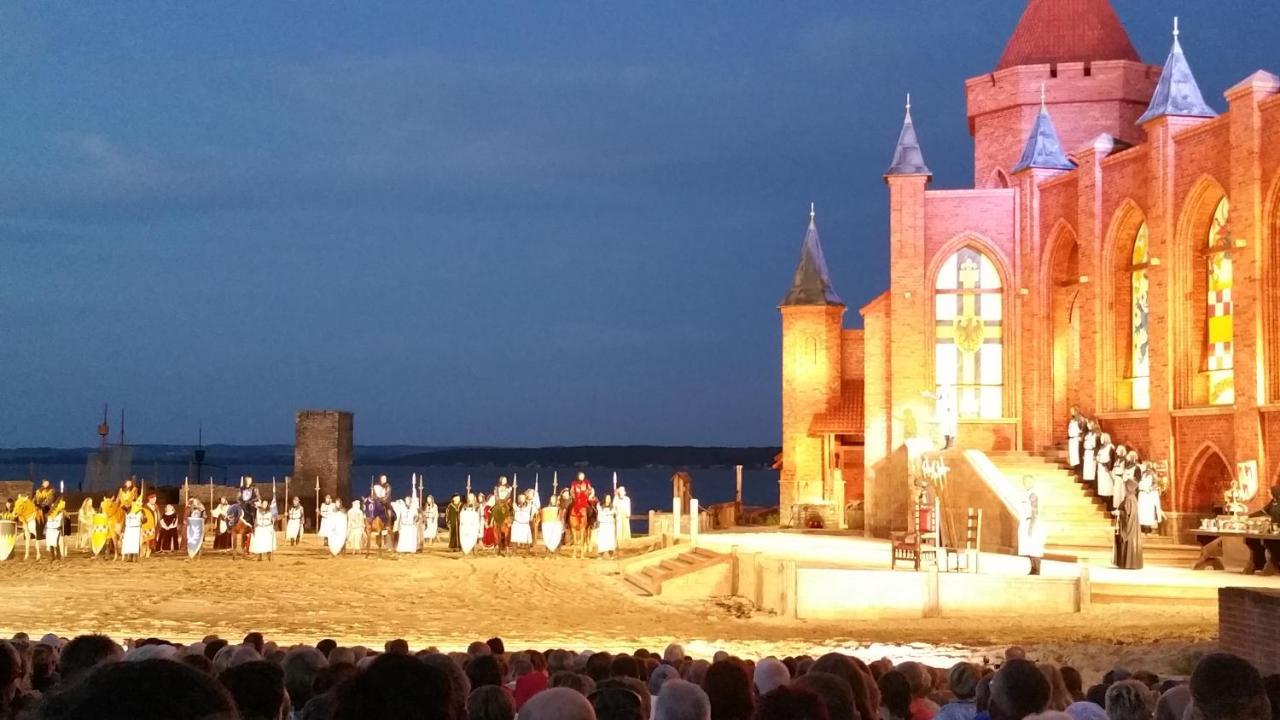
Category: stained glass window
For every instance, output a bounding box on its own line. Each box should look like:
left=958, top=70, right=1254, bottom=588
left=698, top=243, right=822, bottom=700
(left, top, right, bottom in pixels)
left=1131, top=223, right=1150, bottom=409
left=935, top=248, right=1003, bottom=418
left=1206, top=198, right=1234, bottom=405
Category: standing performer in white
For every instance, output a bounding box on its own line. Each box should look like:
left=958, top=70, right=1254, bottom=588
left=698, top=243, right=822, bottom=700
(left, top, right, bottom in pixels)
left=121, top=501, right=144, bottom=563
left=285, top=497, right=304, bottom=546
left=596, top=494, right=618, bottom=559
left=1082, top=420, right=1099, bottom=484
left=1067, top=407, right=1084, bottom=472
left=1018, top=475, right=1046, bottom=576
left=250, top=499, right=276, bottom=560
left=512, top=491, right=534, bottom=551
left=422, top=495, right=439, bottom=544
left=395, top=494, right=420, bottom=554
left=614, top=486, right=632, bottom=545
left=1095, top=434, right=1115, bottom=504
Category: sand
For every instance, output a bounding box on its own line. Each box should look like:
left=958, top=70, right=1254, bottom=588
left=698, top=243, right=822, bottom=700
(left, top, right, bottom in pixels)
left=0, top=537, right=1218, bottom=682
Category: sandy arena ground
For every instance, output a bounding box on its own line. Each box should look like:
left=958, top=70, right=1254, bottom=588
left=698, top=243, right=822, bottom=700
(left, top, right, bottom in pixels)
left=0, top=535, right=1225, bottom=682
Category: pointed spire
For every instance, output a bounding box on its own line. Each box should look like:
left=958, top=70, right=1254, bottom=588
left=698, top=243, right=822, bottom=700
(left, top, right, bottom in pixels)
left=1013, top=84, right=1076, bottom=173
left=886, top=94, right=931, bottom=177
left=1138, top=16, right=1217, bottom=124
left=997, top=0, right=1140, bottom=71
left=780, top=204, right=843, bottom=307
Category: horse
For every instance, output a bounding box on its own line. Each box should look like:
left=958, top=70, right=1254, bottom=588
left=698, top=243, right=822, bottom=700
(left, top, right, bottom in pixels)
left=568, top=503, right=590, bottom=559
left=13, top=496, right=41, bottom=561
left=97, top=497, right=126, bottom=560
left=225, top=503, right=250, bottom=559
left=492, top=497, right=514, bottom=556
left=363, top=497, right=394, bottom=556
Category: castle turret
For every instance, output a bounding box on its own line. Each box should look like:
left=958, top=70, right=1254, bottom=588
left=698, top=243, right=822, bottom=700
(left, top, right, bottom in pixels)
left=779, top=205, right=845, bottom=527
left=1137, top=18, right=1216, bottom=124
left=1012, top=88, right=1077, bottom=173
left=966, top=0, right=1158, bottom=188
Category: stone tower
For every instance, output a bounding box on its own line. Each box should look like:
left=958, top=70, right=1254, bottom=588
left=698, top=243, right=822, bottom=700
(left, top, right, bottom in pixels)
left=965, top=0, right=1159, bottom=188
left=293, top=410, right=353, bottom=523
left=778, top=206, right=846, bottom=527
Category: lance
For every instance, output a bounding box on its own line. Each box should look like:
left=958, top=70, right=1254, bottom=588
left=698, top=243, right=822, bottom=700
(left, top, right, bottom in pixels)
left=466, top=474, right=472, bottom=497
left=184, top=476, right=189, bottom=508
left=314, top=475, right=321, bottom=533
left=209, top=476, right=214, bottom=508
left=513, top=472, right=518, bottom=497
left=534, top=472, right=540, bottom=510
left=613, top=471, right=618, bottom=495
left=552, top=470, right=558, bottom=498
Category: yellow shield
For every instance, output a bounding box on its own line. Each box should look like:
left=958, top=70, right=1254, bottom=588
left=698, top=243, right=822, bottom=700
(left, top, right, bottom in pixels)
left=91, top=512, right=110, bottom=556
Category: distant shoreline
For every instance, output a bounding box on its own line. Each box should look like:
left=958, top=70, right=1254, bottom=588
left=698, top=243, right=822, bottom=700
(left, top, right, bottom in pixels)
left=0, top=444, right=780, bottom=470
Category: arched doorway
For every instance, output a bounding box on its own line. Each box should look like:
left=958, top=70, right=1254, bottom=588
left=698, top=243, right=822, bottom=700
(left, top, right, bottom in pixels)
left=1179, top=445, right=1233, bottom=513
left=1048, top=229, right=1082, bottom=441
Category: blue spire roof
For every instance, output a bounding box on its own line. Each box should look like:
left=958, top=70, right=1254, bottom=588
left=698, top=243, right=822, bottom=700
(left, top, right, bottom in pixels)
left=1138, top=19, right=1217, bottom=124
left=886, top=95, right=931, bottom=177
left=1013, top=94, right=1076, bottom=173
left=780, top=205, right=843, bottom=307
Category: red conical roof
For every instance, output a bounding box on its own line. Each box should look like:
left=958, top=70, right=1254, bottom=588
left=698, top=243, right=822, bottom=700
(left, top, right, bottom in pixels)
left=997, top=0, right=1140, bottom=70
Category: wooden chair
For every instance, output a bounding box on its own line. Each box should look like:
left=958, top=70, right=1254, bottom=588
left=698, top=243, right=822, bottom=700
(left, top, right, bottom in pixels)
left=944, top=507, right=983, bottom=573
left=891, top=496, right=940, bottom=571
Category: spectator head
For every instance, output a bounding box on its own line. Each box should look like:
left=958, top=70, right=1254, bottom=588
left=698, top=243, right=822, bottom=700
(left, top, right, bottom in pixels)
left=612, top=654, right=641, bottom=680
left=684, top=660, right=711, bottom=686
left=1105, top=680, right=1154, bottom=720
left=651, top=664, right=682, bottom=697
left=385, top=639, right=410, bottom=656
left=521, top=686, right=597, bottom=720
left=878, top=670, right=912, bottom=720
left=511, top=657, right=533, bottom=678
left=467, top=685, right=516, bottom=720
left=316, top=639, right=337, bottom=657
left=468, top=641, right=492, bottom=658
left=219, top=660, right=288, bottom=720
left=949, top=662, right=982, bottom=701
left=1132, top=672, right=1160, bottom=692
left=333, top=653, right=453, bottom=720
left=656, top=679, right=712, bottom=720
left=423, top=652, right=471, bottom=720
left=205, top=639, right=229, bottom=662
left=0, top=642, right=20, bottom=694
left=1264, top=675, right=1280, bottom=720
left=1064, top=701, right=1108, bottom=720
left=591, top=683, right=646, bottom=720
left=551, top=671, right=597, bottom=696
left=990, top=659, right=1050, bottom=720
left=548, top=650, right=572, bottom=674
left=754, top=685, right=830, bottom=720
left=703, top=659, right=755, bottom=720
left=281, top=646, right=327, bottom=711
left=587, top=652, right=615, bottom=683
left=1060, top=667, right=1084, bottom=702
left=793, top=671, right=857, bottom=720
left=1005, top=647, right=1028, bottom=662
left=664, top=644, right=687, bottom=665
left=467, top=654, right=504, bottom=689
left=755, top=658, right=792, bottom=696
left=243, top=632, right=265, bottom=654
left=183, top=653, right=215, bottom=676
left=486, top=638, right=505, bottom=656
left=1153, top=685, right=1191, bottom=720
left=896, top=662, right=932, bottom=700
left=599, top=677, right=652, bottom=720
left=58, top=634, right=123, bottom=687
left=811, top=654, right=875, bottom=720
left=57, top=657, right=237, bottom=720
left=1190, top=653, right=1270, bottom=720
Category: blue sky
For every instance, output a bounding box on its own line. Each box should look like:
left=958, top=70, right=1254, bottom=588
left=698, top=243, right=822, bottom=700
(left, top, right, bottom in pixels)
left=2, top=2, right=1276, bottom=447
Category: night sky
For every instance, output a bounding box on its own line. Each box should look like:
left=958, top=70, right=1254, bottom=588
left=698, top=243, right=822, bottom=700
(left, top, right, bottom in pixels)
left=3, top=2, right=1277, bottom=447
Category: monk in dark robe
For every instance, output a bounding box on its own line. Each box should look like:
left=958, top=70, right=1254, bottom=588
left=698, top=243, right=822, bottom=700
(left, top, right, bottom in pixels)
left=1244, top=485, right=1280, bottom=575
left=445, top=494, right=463, bottom=552
left=1114, top=479, right=1143, bottom=570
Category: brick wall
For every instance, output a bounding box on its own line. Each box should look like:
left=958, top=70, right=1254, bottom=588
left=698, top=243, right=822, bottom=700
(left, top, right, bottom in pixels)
left=1219, top=587, right=1280, bottom=676
left=293, top=410, right=353, bottom=523
left=1174, top=412, right=1236, bottom=512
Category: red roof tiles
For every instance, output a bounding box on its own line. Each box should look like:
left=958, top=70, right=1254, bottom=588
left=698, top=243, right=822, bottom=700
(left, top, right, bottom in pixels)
left=997, top=0, right=1140, bottom=71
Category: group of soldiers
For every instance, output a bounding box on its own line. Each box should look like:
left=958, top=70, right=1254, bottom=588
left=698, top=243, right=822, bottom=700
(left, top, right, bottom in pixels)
left=0, top=471, right=635, bottom=563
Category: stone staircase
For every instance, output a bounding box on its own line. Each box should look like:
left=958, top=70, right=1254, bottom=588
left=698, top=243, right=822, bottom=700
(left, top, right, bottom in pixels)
left=984, top=447, right=1200, bottom=567
left=621, top=546, right=730, bottom=597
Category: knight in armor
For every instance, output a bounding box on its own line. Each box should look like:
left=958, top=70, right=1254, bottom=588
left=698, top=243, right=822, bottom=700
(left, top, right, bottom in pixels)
left=157, top=504, right=180, bottom=553
left=239, top=477, right=261, bottom=526
left=557, top=489, right=573, bottom=532
left=445, top=494, right=463, bottom=552
left=116, top=478, right=139, bottom=510
left=491, top=477, right=514, bottom=555
left=32, top=480, right=57, bottom=535
left=286, top=497, right=304, bottom=546
left=143, top=493, right=161, bottom=556
left=186, top=498, right=207, bottom=559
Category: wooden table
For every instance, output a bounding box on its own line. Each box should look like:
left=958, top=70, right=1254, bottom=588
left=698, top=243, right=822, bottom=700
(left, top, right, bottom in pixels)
left=1191, top=528, right=1280, bottom=572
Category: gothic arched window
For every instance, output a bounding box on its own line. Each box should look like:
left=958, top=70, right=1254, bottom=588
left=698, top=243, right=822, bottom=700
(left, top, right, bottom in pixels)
left=935, top=248, right=1003, bottom=418
left=1130, top=223, right=1151, bottom=409
left=1206, top=198, right=1234, bottom=405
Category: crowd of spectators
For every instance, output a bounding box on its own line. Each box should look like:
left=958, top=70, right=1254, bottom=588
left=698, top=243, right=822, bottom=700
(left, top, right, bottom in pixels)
left=0, top=632, right=1275, bottom=720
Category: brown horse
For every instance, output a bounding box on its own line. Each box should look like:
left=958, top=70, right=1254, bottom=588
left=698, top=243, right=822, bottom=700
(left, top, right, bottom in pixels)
left=568, top=505, right=589, bottom=559
left=363, top=498, right=393, bottom=557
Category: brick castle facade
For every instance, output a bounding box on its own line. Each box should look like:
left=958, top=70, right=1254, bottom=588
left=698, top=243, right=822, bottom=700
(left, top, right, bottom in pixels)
left=779, top=0, right=1280, bottom=533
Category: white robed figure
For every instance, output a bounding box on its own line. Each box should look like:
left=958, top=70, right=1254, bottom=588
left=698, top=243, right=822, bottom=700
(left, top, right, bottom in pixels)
left=1095, top=435, right=1114, bottom=503
left=318, top=498, right=335, bottom=540
left=346, top=503, right=365, bottom=551
left=121, top=503, right=144, bottom=559
left=285, top=499, right=304, bottom=543
left=1082, top=423, right=1098, bottom=482
left=395, top=496, right=420, bottom=554
left=459, top=497, right=481, bottom=555
left=422, top=496, right=439, bottom=543
left=44, top=506, right=64, bottom=554
left=250, top=500, right=276, bottom=557
left=597, top=495, right=617, bottom=557
left=1017, top=475, right=1047, bottom=575
left=1137, top=465, right=1164, bottom=531
left=512, top=497, right=533, bottom=547
left=614, top=486, right=632, bottom=544
left=1067, top=408, right=1083, bottom=468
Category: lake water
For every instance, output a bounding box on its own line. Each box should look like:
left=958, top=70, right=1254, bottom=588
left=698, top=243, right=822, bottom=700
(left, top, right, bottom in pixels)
left=0, top=463, right=778, bottom=519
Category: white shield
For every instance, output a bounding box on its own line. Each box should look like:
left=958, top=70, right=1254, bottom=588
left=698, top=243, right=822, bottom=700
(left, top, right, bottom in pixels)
left=328, top=524, right=348, bottom=556
left=0, top=520, right=15, bottom=561
left=460, top=508, right=481, bottom=555
left=542, top=519, right=563, bottom=553
left=186, top=517, right=205, bottom=558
